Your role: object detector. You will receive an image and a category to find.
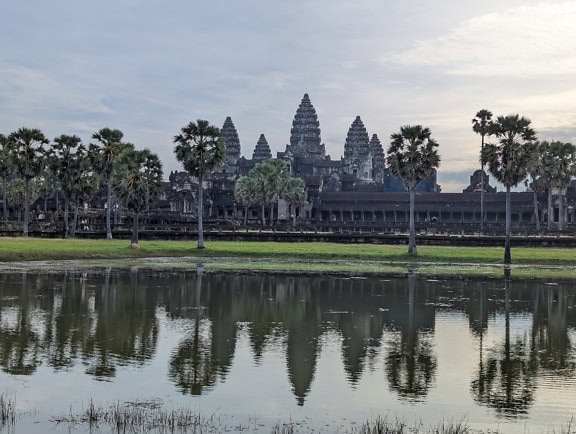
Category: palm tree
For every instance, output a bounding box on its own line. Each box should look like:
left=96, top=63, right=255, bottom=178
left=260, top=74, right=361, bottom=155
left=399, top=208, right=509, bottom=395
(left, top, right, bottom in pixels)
left=8, top=128, right=48, bottom=236
left=47, top=135, right=88, bottom=238
left=174, top=120, right=224, bottom=249
left=472, top=109, right=493, bottom=231
left=282, top=177, right=307, bottom=226
left=482, top=114, right=537, bottom=264
left=235, top=175, right=258, bottom=226
left=386, top=125, right=440, bottom=256
left=69, top=170, right=99, bottom=238
left=539, top=141, right=576, bottom=231
left=0, top=134, right=12, bottom=223
left=114, top=148, right=163, bottom=247
left=236, top=160, right=291, bottom=226
left=524, top=144, right=543, bottom=232
left=89, top=128, right=126, bottom=240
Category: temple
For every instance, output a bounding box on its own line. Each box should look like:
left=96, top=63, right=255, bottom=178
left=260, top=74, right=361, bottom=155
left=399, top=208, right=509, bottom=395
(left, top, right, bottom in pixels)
left=164, top=93, right=571, bottom=231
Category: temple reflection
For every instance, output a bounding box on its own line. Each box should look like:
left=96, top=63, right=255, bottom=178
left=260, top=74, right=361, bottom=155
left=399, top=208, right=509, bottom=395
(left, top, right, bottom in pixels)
left=0, top=269, right=575, bottom=414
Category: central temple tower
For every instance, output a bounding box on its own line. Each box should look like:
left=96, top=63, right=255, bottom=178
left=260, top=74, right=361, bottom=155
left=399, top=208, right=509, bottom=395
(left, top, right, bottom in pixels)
left=288, top=93, right=326, bottom=160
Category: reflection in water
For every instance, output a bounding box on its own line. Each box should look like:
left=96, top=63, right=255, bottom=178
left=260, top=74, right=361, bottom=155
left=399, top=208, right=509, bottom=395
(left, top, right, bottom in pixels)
left=384, top=271, right=437, bottom=401
left=0, top=268, right=576, bottom=426
left=471, top=270, right=537, bottom=417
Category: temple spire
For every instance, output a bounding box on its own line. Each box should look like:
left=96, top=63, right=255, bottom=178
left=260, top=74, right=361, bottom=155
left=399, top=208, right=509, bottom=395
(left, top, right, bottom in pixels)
left=288, top=94, right=324, bottom=160
left=252, top=134, right=272, bottom=162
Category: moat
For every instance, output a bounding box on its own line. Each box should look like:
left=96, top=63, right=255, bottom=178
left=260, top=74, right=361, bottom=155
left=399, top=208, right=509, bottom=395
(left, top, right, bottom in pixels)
left=0, top=268, right=575, bottom=433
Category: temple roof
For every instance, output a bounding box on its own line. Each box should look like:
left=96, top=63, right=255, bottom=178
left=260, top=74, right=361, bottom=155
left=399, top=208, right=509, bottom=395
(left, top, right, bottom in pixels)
left=221, top=116, right=241, bottom=163
left=370, top=134, right=385, bottom=166
left=289, top=93, right=323, bottom=158
left=252, top=134, right=272, bottom=162
left=344, top=116, right=370, bottom=159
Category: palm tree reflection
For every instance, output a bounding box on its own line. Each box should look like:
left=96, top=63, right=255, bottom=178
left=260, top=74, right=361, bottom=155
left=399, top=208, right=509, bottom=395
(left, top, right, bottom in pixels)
left=471, top=269, right=537, bottom=417
left=384, top=271, right=437, bottom=401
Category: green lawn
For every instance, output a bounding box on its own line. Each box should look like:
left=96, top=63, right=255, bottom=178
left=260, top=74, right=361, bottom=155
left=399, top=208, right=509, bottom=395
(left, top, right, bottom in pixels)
left=1, top=237, right=576, bottom=266
left=0, top=238, right=576, bottom=280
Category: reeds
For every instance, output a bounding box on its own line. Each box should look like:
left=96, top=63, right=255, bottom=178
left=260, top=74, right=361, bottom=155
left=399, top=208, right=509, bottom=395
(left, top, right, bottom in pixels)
left=0, top=394, right=16, bottom=427
left=51, top=399, right=220, bottom=432
left=356, top=416, right=471, bottom=434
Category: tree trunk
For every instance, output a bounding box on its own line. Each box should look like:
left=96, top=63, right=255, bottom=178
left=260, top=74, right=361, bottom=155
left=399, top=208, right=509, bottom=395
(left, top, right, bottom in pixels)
left=269, top=203, right=274, bottom=226
left=197, top=175, right=204, bottom=249
left=23, top=176, right=30, bottom=237
left=480, top=135, right=485, bottom=232
left=71, top=204, right=79, bottom=238
left=504, top=186, right=511, bottom=264
left=408, top=188, right=417, bottom=256
left=559, top=189, right=565, bottom=230
left=63, top=195, right=69, bottom=239
left=532, top=190, right=541, bottom=232
left=292, top=205, right=297, bottom=226
left=243, top=205, right=248, bottom=226
left=547, top=188, right=553, bottom=231
left=106, top=176, right=113, bottom=240
left=131, top=212, right=139, bottom=246
left=261, top=204, right=266, bottom=226
left=2, top=177, right=7, bottom=223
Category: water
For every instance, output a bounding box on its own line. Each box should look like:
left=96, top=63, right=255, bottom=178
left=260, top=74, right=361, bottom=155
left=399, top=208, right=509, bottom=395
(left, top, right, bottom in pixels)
left=0, top=268, right=575, bottom=433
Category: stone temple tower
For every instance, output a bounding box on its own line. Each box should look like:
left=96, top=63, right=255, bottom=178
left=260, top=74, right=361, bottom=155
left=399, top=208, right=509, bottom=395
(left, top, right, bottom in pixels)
left=288, top=93, right=326, bottom=160
left=343, top=116, right=372, bottom=182
left=220, top=116, right=241, bottom=174
left=369, top=134, right=385, bottom=184
left=252, top=134, right=272, bottom=162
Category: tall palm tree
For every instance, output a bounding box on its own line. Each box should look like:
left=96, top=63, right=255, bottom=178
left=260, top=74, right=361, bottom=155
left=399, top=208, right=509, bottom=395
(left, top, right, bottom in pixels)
left=47, top=134, right=87, bottom=238
left=386, top=125, right=440, bottom=256
left=0, top=134, right=12, bottom=223
left=539, top=141, right=576, bottom=230
left=482, top=114, right=537, bottom=264
left=89, top=128, right=126, bottom=240
left=472, top=109, right=493, bottom=231
left=8, top=128, right=48, bottom=236
left=174, top=120, right=224, bottom=249
left=114, top=148, right=163, bottom=247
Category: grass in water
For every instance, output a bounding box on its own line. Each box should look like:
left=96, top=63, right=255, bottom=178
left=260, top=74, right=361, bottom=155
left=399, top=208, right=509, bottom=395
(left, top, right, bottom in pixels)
left=0, top=394, right=16, bottom=427
left=51, top=399, right=218, bottom=432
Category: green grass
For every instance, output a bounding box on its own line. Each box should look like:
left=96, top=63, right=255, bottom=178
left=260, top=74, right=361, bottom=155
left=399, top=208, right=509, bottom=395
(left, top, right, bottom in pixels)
left=1, top=238, right=576, bottom=279
left=1, top=237, right=576, bottom=264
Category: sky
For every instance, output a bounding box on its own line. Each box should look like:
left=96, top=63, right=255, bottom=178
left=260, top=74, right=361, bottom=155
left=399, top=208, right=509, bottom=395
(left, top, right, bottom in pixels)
left=1, top=0, right=575, bottom=192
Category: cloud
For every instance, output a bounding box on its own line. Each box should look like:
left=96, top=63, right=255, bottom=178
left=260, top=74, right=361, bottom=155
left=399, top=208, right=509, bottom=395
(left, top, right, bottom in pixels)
left=0, top=66, right=112, bottom=116
left=383, top=2, right=576, bottom=78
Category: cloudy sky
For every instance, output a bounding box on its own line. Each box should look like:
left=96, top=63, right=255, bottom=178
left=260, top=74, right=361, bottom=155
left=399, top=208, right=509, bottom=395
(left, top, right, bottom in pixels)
left=1, top=0, right=575, bottom=192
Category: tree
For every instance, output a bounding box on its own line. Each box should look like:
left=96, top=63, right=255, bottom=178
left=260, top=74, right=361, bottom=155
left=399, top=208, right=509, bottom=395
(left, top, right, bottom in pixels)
left=114, top=148, right=163, bottom=247
left=174, top=120, right=225, bottom=249
left=89, top=128, right=126, bottom=240
left=282, top=177, right=307, bottom=226
left=524, top=144, right=544, bottom=233
left=472, top=109, right=493, bottom=231
left=234, top=175, right=258, bottom=226
left=8, top=128, right=48, bottom=236
left=47, top=135, right=89, bottom=238
left=0, top=134, right=12, bottom=223
left=234, top=159, right=292, bottom=226
left=69, top=170, right=99, bottom=238
left=386, top=125, right=440, bottom=256
left=539, top=141, right=576, bottom=230
left=6, top=178, right=41, bottom=223
left=482, top=114, right=537, bottom=264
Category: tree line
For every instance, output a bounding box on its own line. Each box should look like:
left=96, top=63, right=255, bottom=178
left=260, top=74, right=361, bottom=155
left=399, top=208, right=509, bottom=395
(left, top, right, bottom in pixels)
left=2, top=114, right=574, bottom=262
left=0, top=127, right=163, bottom=246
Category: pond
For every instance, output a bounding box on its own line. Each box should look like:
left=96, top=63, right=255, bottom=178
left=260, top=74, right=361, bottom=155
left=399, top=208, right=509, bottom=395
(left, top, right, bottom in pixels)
left=0, top=267, right=575, bottom=433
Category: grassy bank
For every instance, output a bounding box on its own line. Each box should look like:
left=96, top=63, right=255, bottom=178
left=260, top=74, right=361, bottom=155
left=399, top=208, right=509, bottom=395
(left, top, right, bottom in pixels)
left=1, top=237, right=576, bottom=264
